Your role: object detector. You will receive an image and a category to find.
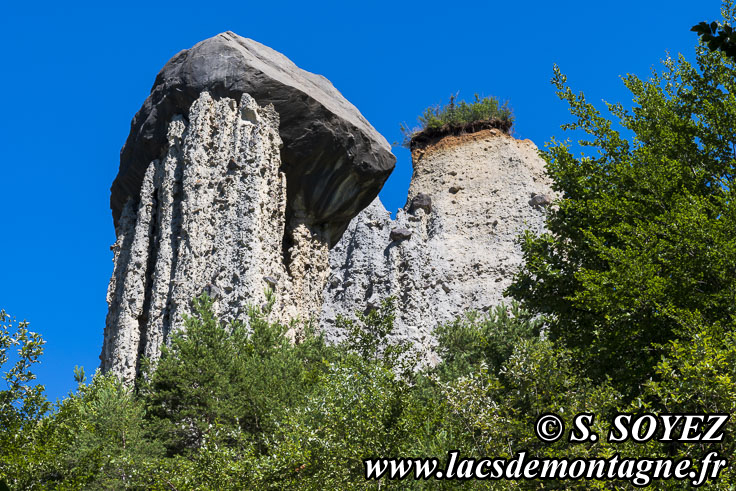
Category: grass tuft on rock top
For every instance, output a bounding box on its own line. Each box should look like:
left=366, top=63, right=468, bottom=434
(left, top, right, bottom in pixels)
left=400, top=93, right=514, bottom=149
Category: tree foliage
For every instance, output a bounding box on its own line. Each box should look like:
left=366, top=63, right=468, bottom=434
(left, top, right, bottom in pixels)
left=693, top=20, right=736, bottom=61
left=432, top=302, right=542, bottom=379
left=508, top=12, right=736, bottom=388
left=141, top=291, right=335, bottom=457
left=1, top=293, right=734, bottom=488
left=0, top=310, right=49, bottom=486
left=693, top=1, right=736, bottom=61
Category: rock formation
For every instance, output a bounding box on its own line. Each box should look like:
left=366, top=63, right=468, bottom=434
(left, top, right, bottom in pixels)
left=319, top=130, right=553, bottom=353
left=112, top=31, right=395, bottom=247
left=101, top=33, right=394, bottom=382
left=101, top=33, right=554, bottom=382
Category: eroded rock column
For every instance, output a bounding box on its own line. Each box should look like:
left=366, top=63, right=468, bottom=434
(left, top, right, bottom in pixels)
left=102, top=92, right=296, bottom=382
left=102, top=33, right=396, bottom=381
left=320, top=130, right=554, bottom=353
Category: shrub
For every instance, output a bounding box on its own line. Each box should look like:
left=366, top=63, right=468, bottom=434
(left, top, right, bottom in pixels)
left=400, top=93, right=513, bottom=148
left=3, top=296, right=733, bottom=488
left=612, top=320, right=736, bottom=485
left=432, top=302, right=542, bottom=381
left=34, top=372, right=163, bottom=488
left=141, top=291, right=336, bottom=457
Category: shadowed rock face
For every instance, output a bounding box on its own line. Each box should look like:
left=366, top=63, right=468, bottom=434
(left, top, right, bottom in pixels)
left=112, top=32, right=395, bottom=246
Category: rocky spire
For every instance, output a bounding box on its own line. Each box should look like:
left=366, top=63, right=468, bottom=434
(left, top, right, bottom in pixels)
left=319, top=129, right=554, bottom=355
left=102, top=33, right=395, bottom=382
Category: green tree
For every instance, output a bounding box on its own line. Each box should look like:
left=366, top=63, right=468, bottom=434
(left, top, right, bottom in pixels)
left=256, top=298, right=417, bottom=488
left=142, top=292, right=335, bottom=457
left=693, top=1, right=736, bottom=61
left=262, top=361, right=412, bottom=488
left=508, top=6, right=736, bottom=389
left=336, top=297, right=417, bottom=374
left=0, top=309, right=49, bottom=486
left=438, top=339, right=620, bottom=481
left=31, top=372, right=163, bottom=488
left=432, top=302, right=542, bottom=380
left=605, top=320, right=736, bottom=487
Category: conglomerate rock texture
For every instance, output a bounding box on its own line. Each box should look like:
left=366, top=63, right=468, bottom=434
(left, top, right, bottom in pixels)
left=319, top=130, right=553, bottom=353
left=102, top=93, right=330, bottom=382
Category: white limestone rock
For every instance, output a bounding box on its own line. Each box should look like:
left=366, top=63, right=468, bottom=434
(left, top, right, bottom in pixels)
left=319, top=130, right=553, bottom=355
left=102, top=92, right=329, bottom=382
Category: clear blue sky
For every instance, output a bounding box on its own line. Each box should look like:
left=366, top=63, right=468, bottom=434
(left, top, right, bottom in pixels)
left=1, top=1, right=722, bottom=403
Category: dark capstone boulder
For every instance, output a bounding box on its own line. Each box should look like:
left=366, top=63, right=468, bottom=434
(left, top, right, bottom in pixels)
left=390, top=228, right=412, bottom=242
left=111, top=32, right=395, bottom=246
left=408, top=193, right=432, bottom=214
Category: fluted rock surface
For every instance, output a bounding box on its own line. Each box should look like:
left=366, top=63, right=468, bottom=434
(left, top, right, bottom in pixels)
left=102, top=92, right=330, bottom=382
left=102, top=34, right=396, bottom=381
left=319, top=130, right=553, bottom=351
